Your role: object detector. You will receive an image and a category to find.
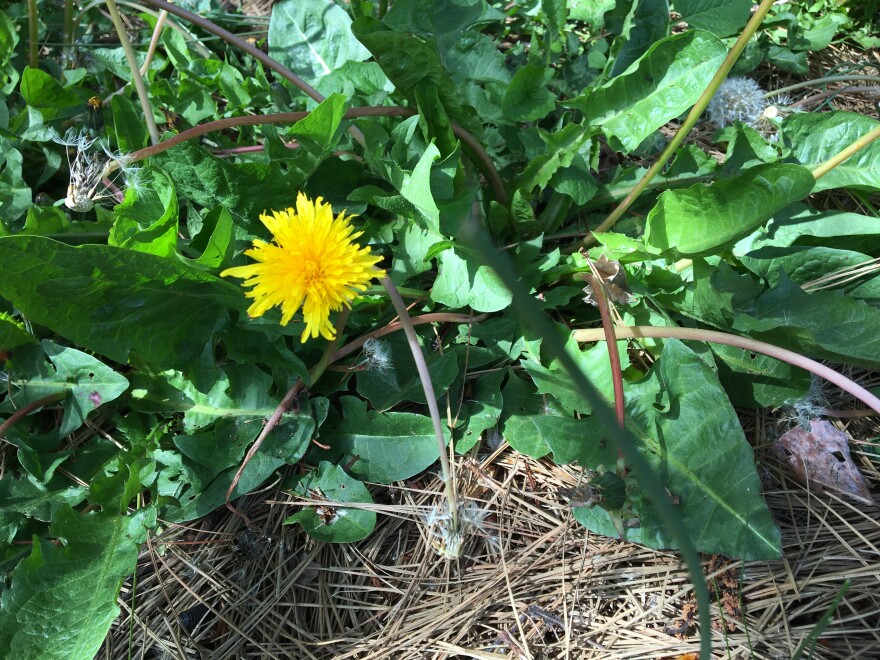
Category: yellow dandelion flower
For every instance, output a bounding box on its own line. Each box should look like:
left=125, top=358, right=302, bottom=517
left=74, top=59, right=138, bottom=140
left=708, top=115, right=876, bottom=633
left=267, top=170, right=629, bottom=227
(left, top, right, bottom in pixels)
left=221, top=193, right=385, bottom=342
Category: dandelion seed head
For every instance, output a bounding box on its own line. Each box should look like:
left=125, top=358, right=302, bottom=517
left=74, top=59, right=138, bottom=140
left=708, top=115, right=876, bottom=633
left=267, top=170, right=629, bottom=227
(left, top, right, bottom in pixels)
left=707, top=77, right=768, bottom=128
left=362, top=337, right=391, bottom=373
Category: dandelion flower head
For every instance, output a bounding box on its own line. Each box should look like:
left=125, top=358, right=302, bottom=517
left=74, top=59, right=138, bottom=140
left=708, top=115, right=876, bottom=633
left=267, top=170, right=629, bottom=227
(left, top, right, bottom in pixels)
left=707, top=76, right=768, bottom=128
left=221, top=193, right=385, bottom=342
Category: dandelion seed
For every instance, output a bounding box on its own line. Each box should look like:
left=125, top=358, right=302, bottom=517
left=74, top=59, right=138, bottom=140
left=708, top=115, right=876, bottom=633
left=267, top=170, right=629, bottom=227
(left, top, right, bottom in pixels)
left=221, top=193, right=386, bottom=342
left=362, top=337, right=391, bottom=373
left=52, top=128, right=141, bottom=212
left=707, top=77, right=768, bottom=128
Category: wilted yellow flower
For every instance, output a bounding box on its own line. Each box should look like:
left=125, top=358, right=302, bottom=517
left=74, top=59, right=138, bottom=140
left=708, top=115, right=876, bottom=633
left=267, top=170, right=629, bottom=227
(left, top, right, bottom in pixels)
left=221, top=193, right=385, bottom=342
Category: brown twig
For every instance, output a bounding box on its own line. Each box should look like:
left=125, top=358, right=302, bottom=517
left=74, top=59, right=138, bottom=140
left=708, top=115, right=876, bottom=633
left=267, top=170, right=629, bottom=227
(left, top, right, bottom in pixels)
left=0, top=391, right=68, bottom=438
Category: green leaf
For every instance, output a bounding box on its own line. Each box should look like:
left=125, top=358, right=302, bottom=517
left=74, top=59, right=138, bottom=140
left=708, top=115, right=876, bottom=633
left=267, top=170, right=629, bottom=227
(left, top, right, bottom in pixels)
left=0, top=506, right=153, bottom=660
left=712, top=343, right=810, bottom=407
left=502, top=64, right=556, bottom=122
left=0, top=312, right=35, bottom=350
left=355, top=334, right=459, bottom=411
left=0, top=236, right=243, bottom=372
left=522, top=335, right=631, bottom=415
left=35, top=340, right=129, bottom=436
left=151, top=139, right=297, bottom=228
left=783, top=111, right=880, bottom=192
left=284, top=462, right=376, bottom=542
left=19, top=67, right=81, bottom=110
left=675, top=0, right=751, bottom=37
left=110, top=94, right=148, bottom=152
left=734, top=204, right=880, bottom=256
left=518, top=124, right=592, bottom=194
left=184, top=205, right=234, bottom=269
left=0, top=138, right=32, bottom=223
left=432, top=246, right=512, bottom=313
left=607, top=0, right=670, bottom=77
left=267, top=93, right=348, bottom=185
left=317, top=397, right=450, bottom=483
left=269, top=0, right=371, bottom=86
left=0, top=476, right=87, bottom=534
left=575, top=340, right=781, bottom=559
left=566, top=30, right=726, bottom=153
left=108, top=167, right=179, bottom=257
left=644, top=163, right=815, bottom=256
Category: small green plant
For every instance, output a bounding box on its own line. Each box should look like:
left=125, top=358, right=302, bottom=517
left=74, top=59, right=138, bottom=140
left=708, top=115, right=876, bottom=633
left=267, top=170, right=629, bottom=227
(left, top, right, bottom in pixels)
left=1, top=1, right=878, bottom=657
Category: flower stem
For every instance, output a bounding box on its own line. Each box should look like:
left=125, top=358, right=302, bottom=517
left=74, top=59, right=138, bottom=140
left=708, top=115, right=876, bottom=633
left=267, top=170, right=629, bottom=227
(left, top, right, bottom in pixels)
left=567, top=0, right=778, bottom=252
left=767, top=75, right=880, bottom=97
left=121, top=107, right=506, bottom=204
left=380, top=277, right=458, bottom=524
left=572, top=326, right=880, bottom=415
left=27, top=0, right=38, bottom=69
left=104, top=0, right=160, bottom=145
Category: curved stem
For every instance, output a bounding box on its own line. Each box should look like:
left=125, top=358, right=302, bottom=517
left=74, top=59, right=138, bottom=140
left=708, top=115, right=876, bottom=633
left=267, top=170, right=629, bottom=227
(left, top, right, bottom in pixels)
left=122, top=107, right=506, bottom=203
left=567, top=0, right=778, bottom=253
left=330, top=312, right=487, bottom=363
left=767, top=74, right=880, bottom=97
left=572, top=326, right=880, bottom=415
left=138, top=0, right=322, bottom=104
left=0, top=392, right=68, bottom=439
left=105, top=0, right=160, bottom=144
left=380, top=277, right=457, bottom=522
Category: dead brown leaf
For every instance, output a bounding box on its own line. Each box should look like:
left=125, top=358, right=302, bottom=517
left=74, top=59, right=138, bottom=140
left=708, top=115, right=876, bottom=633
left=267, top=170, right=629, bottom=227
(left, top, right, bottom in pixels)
left=774, top=419, right=876, bottom=506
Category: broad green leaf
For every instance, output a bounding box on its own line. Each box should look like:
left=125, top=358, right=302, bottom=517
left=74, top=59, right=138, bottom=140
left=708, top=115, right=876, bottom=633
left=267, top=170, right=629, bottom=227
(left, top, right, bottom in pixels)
left=400, top=142, right=442, bottom=229
left=284, top=462, right=376, bottom=542
left=522, top=336, right=631, bottom=414
left=712, top=343, right=810, bottom=407
left=0, top=506, right=154, bottom=660
left=0, top=312, right=35, bottom=350
left=644, top=163, right=815, bottom=256
left=269, top=0, right=371, bottom=86
left=184, top=206, right=234, bottom=269
left=575, top=340, right=781, bottom=559
left=382, top=0, right=487, bottom=44
left=158, top=398, right=324, bottom=522
left=0, top=236, right=243, bottom=372
left=110, top=94, right=148, bottom=152
left=733, top=204, right=880, bottom=256
left=351, top=17, right=472, bottom=129
left=567, top=30, right=726, bottom=153
left=432, top=246, right=512, bottom=313
left=19, top=67, right=80, bottom=110
left=317, top=396, right=450, bottom=483
left=267, top=93, right=348, bottom=185
left=783, top=112, right=880, bottom=192
left=356, top=334, right=459, bottom=411
left=454, top=367, right=504, bottom=453
left=0, top=9, right=20, bottom=93
left=0, top=475, right=87, bottom=527
left=502, top=64, right=556, bottom=122
left=732, top=274, right=880, bottom=369
left=0, top=138, right=31, bottom=223
left=13, top=340, right=130, bottom=437
left=151, top=139, right=297, bottom=228
left=607, top=0, right=670, bottom=77
left=674, top=0, right=751, bottom=36
left=517, top=124, right=592, bottom=194
left=739, top=245, right=874, bottom=289
left=109, top=167, right=179, bottom=257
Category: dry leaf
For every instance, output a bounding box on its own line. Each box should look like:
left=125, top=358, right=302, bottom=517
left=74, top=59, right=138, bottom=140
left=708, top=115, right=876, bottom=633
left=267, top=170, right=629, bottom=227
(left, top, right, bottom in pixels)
left=774, top=419, right=875, bottom=505
left=576, top=254, right=634, bottom=306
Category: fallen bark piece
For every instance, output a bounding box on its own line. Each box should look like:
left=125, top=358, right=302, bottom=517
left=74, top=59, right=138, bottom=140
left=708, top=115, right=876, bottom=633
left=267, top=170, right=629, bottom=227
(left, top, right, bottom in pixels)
left=774, top=419, right=876, bottom=506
